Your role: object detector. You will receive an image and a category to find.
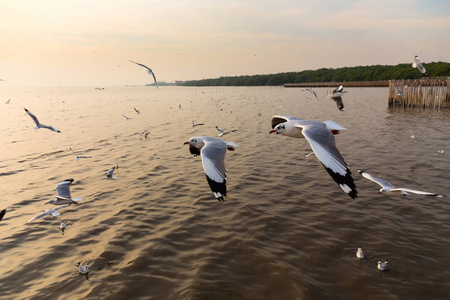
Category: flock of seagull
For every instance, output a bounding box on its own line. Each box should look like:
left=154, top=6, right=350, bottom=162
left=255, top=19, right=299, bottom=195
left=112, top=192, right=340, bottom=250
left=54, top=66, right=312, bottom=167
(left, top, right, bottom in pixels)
left=2, top=55, right=443, bottom=274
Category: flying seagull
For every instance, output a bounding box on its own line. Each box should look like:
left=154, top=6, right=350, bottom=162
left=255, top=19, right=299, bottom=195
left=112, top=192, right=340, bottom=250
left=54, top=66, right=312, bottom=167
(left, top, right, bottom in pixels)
left=134, top=107, right=140, bottom=114
left=305, top=88, right=319, bottom=100
left=45, top=178, right=83, bottom=205
left=122, top=114, right=133, bottom=121
left=104, top=166, right=117, bottom=180
left=327, top=85, right=347, bottom=111
left=24, top=108, right=61, bottom=133
left=70, top=148, right=91, bottom=161
left=215, top=126, right=237, bottom=137
left=5, top=99, right=10, bottom=104
left=358, top=169, right=444, bottom=197
left=140, top=130, right=150, bottom=140
left=270, top=115, right=357, bottom=199
left=192, top=120, right=204, bottom=127
left=129, top=60, right=158, bottom=88
left=27, top=204, right=69, bottom=223
left=412, top=55, right=427, bottom=75
left=184, top=136, right=238, bottom=201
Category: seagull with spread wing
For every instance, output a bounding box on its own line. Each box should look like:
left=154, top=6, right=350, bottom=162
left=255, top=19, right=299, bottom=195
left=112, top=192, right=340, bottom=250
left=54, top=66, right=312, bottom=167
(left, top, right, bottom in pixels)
left=129, top=60, right=158, bottom=88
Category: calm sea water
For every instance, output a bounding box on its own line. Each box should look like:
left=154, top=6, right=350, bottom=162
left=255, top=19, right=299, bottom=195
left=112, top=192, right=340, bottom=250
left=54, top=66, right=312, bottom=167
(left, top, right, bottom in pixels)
left=0, top=86, right=449, bottom=300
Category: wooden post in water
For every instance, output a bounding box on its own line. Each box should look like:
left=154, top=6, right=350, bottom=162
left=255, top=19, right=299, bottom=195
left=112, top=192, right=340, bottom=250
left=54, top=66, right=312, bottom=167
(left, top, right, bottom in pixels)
left=388, top=77, right=449, bottom=109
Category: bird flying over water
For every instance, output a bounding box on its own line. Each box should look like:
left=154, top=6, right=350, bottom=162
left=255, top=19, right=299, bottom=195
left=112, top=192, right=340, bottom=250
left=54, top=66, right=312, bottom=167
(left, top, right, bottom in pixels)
left=270, top=115, right=357, bottom=199
left=305, top=88, right=319, bottom=100
left=24, top=108, right=61, bottom=133
left=122, top=114, right=132, bottom=121
left=327, top=85, right=347, bottom=111
left=129, top=60, right=158, bottom=88
left=45, top=178, right=83, bottom=205
left=192, top=120, right=204, bottom=127
left=358, top=169, right=444, bottom=197
left=27, top=204, right=69, bottom=223
left=412, top=55, right=427, bottom=75
left=134, top=107, right=140, bottom=114
left=215, top=126, right=237, bottom=137
left=184, top=136, right=238, bottom=201
left=70, top=148, right=91, bottom=161
left=104, top=166, right=117, bottom=180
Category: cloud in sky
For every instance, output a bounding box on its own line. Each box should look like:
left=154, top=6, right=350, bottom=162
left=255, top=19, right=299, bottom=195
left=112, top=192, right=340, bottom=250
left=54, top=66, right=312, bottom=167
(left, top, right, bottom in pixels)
left=0, top=0, right=449, bottom=87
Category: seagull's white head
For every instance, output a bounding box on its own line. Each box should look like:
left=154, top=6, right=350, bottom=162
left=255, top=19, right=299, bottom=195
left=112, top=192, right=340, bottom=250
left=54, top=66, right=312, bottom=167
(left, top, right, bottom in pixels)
left=379, top=188, right=390, bottom=194
left=269, top=123, right=286, bottom=134
left=45, top=199, right=57, bottom=205
left=183, top=137, right=205, bottom=149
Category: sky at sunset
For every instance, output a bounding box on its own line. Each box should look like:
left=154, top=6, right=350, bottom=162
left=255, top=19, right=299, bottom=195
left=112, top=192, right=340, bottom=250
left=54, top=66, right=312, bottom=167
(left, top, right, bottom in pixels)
left=1, top=0, right=449, bottom=87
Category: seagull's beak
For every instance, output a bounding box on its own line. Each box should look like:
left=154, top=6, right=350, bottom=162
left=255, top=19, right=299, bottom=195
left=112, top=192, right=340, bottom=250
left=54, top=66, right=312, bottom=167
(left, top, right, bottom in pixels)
left=183, top=141, right=190, bottom=145
left=269, top=129, right=276, bottom=134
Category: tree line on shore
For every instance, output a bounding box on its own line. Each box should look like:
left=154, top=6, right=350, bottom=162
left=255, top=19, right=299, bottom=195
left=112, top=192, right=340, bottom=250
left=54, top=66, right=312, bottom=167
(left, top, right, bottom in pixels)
left=180, top=62, right=450, bottom=86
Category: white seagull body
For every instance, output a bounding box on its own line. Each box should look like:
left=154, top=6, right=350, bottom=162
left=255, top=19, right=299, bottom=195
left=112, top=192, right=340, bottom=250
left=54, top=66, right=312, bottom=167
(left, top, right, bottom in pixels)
left=27, top=204, right=69, bottom=223
left=270, top=115, right=357, bottom=199
left=356, top=246, right=364, bottom=259
left=45, top=178, right=82, bottom=205
left=412, top=55, right=427, bottom=75
left=24, top=108, right=61, bottom=133
left=70, top=148, right=91, bottom=161
left=358, top=170, right=444, bottom=197
left=129, top=60, right=158, bottom=88
left=104, top=166, right=117, bottom=180
left=76, top=262, right=89, bottom=274
left=184, top=136, right=238, bottom=201
left=378, top=259, right=389, bottom=271
left=327, top=85, right=346, bottom=111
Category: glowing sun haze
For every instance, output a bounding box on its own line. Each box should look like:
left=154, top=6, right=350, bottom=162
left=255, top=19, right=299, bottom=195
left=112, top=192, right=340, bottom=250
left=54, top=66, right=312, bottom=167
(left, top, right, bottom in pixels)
left=1, top=0, right=449, bottom=87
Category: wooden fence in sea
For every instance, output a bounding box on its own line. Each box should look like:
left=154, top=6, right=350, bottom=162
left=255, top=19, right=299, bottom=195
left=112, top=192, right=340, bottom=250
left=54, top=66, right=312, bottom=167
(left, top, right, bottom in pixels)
left=388, top=77, right=450, bottom=109
left=284, top=80, right=390, bottom=88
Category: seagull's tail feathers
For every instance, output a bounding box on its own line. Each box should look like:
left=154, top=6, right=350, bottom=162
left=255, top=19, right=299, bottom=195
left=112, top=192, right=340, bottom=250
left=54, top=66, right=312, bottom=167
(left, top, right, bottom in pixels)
left=226, top=142, right=239, bottom=151
left=412, top=63, right=417, bottom=68
left=323, top=120, right=347, bottom=134
left=72, top=197, right=82, bottom=203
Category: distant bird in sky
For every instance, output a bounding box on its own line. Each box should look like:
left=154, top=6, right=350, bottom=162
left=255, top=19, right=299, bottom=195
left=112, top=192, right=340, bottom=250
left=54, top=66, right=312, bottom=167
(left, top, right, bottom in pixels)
left=0, top=209, right=6, bottom=222
left=129, top=60, right=158, bottom=88
left=305, top=88, right=319, bottom=100
left=27, top=204, right=69, bottom=223
left=122, top=114, right=132, bottom=121
left=70, top=148, right=91, bottom=161
left=358, top=169, right=444, bottom=197
left=412, top=55, right=427, bottom=75
left=45, top=178, right=83, bottom=205
left=327, top=85, right=347, bottom=111
left=184, top=136, right=238, bottom=201
left=104, top=166, right=117, bottom=180
left=134, top=107, right=140, bottom=114
left=24, top=108, right=61, bottom=133
left=5, top=99, right=10, bottom=104
left=192, top=120, right=204, bottom=127
left=270, top=115, right=357, bottom=199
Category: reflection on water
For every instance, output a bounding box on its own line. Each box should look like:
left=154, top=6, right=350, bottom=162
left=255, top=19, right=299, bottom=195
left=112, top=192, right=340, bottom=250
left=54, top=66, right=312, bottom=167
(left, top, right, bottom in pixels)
left=0, top=86, right=449, bottom=299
